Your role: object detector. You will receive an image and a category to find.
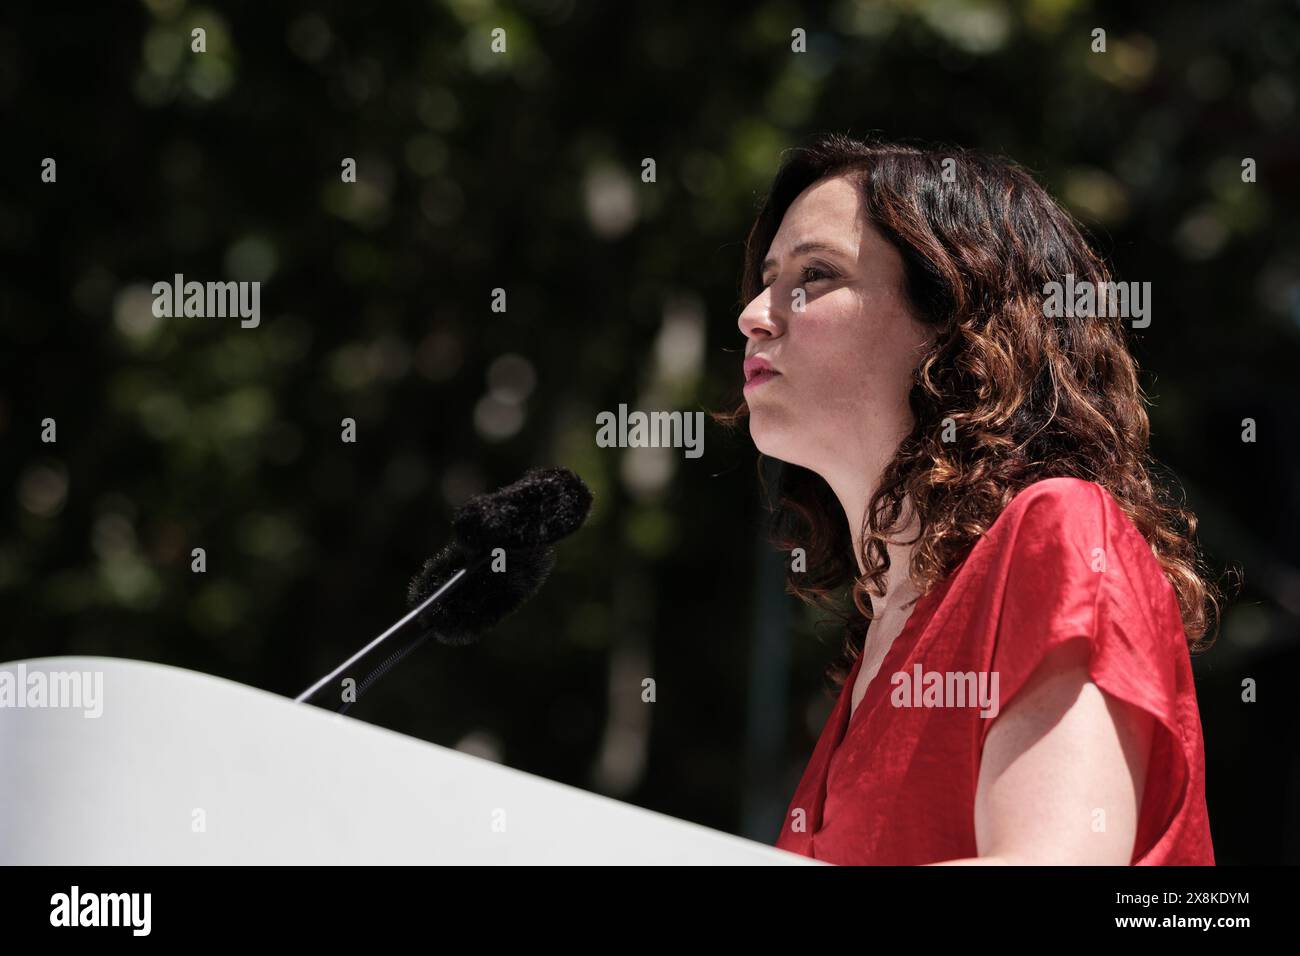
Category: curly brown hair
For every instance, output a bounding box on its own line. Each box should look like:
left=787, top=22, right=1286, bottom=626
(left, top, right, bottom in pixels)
left=716, top=133, right=1229, bottom=694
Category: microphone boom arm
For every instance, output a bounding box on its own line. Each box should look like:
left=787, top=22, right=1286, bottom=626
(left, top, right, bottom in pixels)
left=294, top=560, right=477, bottom=705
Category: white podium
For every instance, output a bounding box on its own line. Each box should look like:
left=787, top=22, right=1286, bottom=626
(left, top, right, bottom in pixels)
left=0, top=657, right=816, bottom=865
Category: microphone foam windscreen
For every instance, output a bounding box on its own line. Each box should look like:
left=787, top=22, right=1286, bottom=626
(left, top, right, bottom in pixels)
left=452, top=466, right=592, bottom=556
left=406, top=539, right=557, bottom=646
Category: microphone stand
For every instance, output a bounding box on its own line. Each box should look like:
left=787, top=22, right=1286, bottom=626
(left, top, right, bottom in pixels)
left=294, top=552, right=489, bottom=708
left=335, top=628, right=434, bottom=717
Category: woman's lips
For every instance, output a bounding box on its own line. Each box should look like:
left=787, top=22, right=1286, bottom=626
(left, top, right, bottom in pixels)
left=743, top=369, right=781, bottom=391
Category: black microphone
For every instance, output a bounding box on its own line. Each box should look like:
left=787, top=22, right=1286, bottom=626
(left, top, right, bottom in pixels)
left=407, top=466, right=592, bottom=645
left=450, top=465, right=594, bottom=555
left=406, top=539, right=556, bottom=647
left=295, top=466, right=593, bottom=709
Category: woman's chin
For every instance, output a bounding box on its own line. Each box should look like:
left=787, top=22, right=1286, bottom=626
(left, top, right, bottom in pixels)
left=749, top=416, right=797, bottom=461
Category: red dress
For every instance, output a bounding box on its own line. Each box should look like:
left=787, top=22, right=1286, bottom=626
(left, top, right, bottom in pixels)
left=773, top=476, right=1215, bottom=865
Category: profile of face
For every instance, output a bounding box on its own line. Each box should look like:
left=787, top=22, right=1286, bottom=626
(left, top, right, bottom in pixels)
left=738, top=174, right=936, bottom=482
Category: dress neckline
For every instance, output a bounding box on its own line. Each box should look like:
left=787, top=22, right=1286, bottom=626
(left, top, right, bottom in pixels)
left=829, top=576, right=952, bottom=764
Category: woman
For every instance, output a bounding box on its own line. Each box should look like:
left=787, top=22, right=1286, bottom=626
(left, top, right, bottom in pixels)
left=722, top=134, right=1226, bottom=865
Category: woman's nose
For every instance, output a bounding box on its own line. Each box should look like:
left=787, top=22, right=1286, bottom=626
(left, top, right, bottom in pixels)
left=738, top=289, right=782, bottom=341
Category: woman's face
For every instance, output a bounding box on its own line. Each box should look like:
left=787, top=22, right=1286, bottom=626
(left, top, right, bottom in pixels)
left=738, top=173, right=935, bottom=479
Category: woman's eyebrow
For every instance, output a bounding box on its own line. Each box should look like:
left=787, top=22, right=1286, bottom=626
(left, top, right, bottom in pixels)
left=761, top=240, right=853, bottom=274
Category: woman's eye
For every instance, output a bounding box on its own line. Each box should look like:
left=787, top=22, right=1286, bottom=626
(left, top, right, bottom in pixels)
left=762, top=265, right=832, bottom=289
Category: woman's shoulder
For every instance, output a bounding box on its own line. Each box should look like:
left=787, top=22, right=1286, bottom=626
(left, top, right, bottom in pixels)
left=985, top=476, right=1136, bottom=551
left=968, top=475, right=1180, bottom=633
left=999, top=475, right=1115, bottom=520
left=955, top=475, right=1173, bottom=609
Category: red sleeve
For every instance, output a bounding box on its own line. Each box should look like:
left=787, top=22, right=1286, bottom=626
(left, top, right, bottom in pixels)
left=978, top=478, right=1193, bottom=859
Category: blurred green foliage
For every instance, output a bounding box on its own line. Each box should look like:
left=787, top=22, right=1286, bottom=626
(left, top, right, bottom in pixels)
left=1, top=0, right=1297, bottom=861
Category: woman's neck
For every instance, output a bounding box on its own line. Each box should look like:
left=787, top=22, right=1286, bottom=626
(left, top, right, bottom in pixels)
left=828, top=474, right=922, bottom=621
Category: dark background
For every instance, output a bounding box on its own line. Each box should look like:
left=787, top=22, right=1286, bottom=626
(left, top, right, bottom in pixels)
left=2, top=0, right=1297, bottom=863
